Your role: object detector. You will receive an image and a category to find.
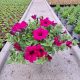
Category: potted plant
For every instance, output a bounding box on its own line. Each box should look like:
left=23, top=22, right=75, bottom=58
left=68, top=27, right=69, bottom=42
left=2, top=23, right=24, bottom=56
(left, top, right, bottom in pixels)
left=61, top=6, right=74, bottom=25
left=74, top=23, right=80, bottom=41
left=60, top=10, right=68, bottom=25
left=54, top=5, right=61, bottom=16
left=7, top=15, right=76, bottom=64
left=66, top=13, right=76, bottom=35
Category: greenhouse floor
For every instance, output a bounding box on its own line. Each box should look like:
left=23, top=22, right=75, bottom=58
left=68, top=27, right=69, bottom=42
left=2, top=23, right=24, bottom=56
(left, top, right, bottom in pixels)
left=0, top=50, right=80, bottom=80
left=0, top=0, right=80, bottom=80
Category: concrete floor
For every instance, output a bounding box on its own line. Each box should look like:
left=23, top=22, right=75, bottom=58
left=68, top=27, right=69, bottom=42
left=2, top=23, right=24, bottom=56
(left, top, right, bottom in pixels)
left=24, top=0, right=57, bottom=21
left=0, top=50, right=80, bottom=80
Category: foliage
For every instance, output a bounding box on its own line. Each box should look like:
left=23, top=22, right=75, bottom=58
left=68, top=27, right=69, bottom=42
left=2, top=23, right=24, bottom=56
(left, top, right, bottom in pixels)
left=55, top=5, right=80, bottom=25
left=67, top=13, right=77, bottom=25
left=0, top=39, right=3, bottom=49
left=7, top=15, right=76, bottom=64
left=55, top=5, right=61, bottom=12
left=74, top=23, right=80, bottom=34
left=0, top=0, right=31, bottom=50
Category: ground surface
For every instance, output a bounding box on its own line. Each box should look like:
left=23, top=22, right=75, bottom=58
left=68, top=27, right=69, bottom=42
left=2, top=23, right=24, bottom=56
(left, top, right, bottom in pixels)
left=0, top=0, right=80, bottom=80
left=0, top=50, right=80, bottom=80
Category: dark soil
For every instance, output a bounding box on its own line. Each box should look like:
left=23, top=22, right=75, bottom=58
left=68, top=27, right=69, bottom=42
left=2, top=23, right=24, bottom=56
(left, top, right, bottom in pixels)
left=50, top=4, right=78, bottom=7
left=0, top=41, right=7, bottom=52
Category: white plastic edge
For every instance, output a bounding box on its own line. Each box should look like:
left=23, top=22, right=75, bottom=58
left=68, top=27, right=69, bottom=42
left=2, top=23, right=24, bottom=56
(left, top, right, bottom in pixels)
left=19, top=0, right=33, bottom=23
left=0, top=42, right=12, bottom=71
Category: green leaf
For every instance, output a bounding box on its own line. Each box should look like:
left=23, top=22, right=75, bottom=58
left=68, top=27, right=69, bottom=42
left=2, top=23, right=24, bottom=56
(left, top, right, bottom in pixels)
left=36, top=57, right=47, bottom=64
left=72, top=40, right=78, bottom=46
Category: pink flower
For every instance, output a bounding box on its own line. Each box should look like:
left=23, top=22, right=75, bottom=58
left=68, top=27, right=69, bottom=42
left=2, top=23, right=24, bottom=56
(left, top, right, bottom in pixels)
left=66, top=41, right=72, bottom=48
left=55, top=41, right=63, bottom=46
left=20, top=21, right=28, bottom=29
left=24, top=45, right=37, bottom=63
left=14, top=42, right=22, bottom=51
left=36, top=44, right=47, bottom=57
left=40, top=18, right=52, bottom=27
left=11, top=23, right=21, bottom=33
left=33, top=28, right=48, bottom=41
left=54, top=36, right=59, bottom=41
left=31, top=15, right=37, bottom=20
left=46, top=55, right=52, bottom=61
left=11, top=21, right=28, bottom=34
left=10, top=31, right=16, bottom=35
left=51, top=21, right=57, bottom=26
left=24, top=44, right=47, bottom=63
left=53, top=36, right=63, bottom=47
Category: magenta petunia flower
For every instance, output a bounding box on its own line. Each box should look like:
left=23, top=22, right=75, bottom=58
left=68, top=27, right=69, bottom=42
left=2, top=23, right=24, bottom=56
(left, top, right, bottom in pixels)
left=24, top=45, right=38, bottom=63
left=31, top=15, right=37, bottom=20
left=46, top=54, right=52, bottom=61
left=10, top=31, right=16, bottom=35
left=33, top=28, right=48, bottom=41
left=53, top=36, right=63, bottom=47
left=14, top=42, right=22, bottom=51
left=11, top=21, right=28, bottom=34
left=11, top=23, right=21, bottom=33
left=66, top=41, right=72, bottom=48
left=36, top=44, right=47, bottom=57
left=24, top=44, right=47, bottom=62
left=51, top=21, right=57, bottom=26
left=55, top=41, right=63, bottom=46
left=20, top=21, right=28, bottom=29
left=54, top=36, right=59, bottom=41
left=40, top=18, right=52, bottom=27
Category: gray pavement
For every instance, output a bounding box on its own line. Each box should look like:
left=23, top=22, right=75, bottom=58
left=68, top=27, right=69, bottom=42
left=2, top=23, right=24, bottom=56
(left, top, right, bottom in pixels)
left=24, top=0, right=57, bottom=21
left=0, top=50, right=80, bottom=80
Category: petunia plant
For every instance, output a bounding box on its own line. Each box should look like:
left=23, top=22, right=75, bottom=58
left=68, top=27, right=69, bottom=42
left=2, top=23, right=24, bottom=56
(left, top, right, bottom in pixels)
left=7, top=15, right=77, bottom=64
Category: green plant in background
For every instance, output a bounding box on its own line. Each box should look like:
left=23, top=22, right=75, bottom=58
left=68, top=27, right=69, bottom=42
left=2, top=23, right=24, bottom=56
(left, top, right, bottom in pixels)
left=55, top=5, right=61, bottom=12
left=59, top=6, right=68, bottom=18
left=61, top=9, right=69, bottom=19
left=74, top=22, right=80, bottom=34
left=60, top=6, right=74, bottom=19
left=0, top=0, right=31, bottom=49
left=67, top=13, right=77, bottom=25
left=54, top=5, right=80, bottom=45
left=75, top=5, right=80, bottom=20
left=0, top=39, right=3, bottom=49
left=67, top=6, right=74, bottom=14
left=54, top=5, right=80, bottom=26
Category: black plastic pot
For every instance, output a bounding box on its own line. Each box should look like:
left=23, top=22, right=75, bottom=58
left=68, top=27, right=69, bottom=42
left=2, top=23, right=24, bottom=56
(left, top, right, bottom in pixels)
left=0, top=48, right=2, bottom=51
